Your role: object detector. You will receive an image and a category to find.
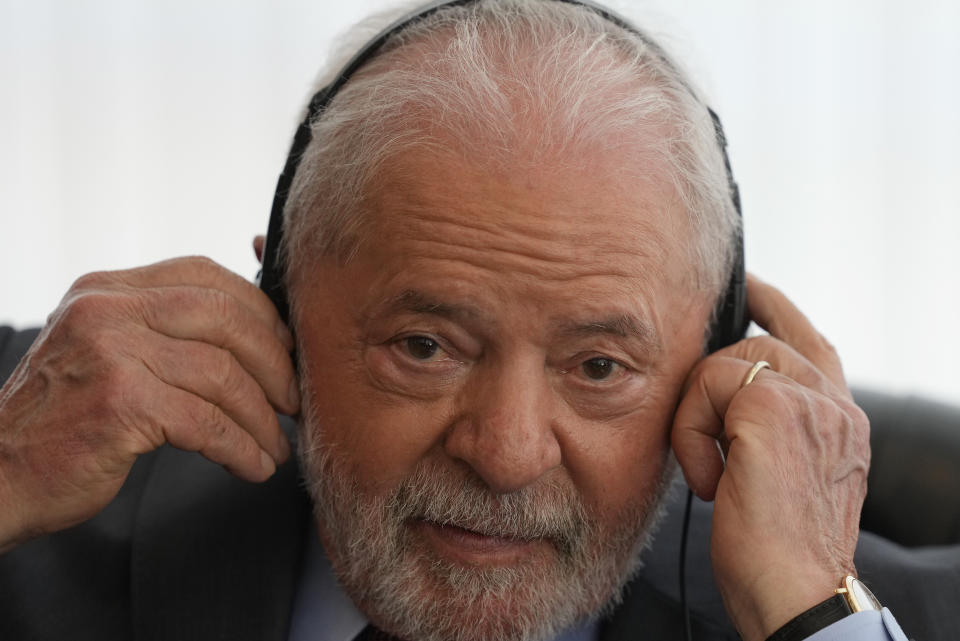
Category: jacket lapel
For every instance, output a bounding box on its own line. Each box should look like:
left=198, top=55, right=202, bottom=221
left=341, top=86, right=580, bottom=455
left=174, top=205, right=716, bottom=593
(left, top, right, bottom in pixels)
left=600, top=486, right=740, bottom=640
left=131, top=418, right=310, bottom=641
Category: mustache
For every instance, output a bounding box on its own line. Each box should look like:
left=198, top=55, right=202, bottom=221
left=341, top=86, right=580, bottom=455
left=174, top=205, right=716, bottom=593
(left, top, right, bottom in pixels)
left=387, top=459, right=589, bottom=557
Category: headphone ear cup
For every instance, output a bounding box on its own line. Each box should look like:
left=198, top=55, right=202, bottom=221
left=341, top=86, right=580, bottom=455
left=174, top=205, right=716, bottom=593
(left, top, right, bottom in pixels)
left=706, top=239, right=748, bottom=353
left=257, top=174, right=291, bottom=325
left=257, top=86, right=335, bottom=326
left=704, top=108, right=749, bottom=353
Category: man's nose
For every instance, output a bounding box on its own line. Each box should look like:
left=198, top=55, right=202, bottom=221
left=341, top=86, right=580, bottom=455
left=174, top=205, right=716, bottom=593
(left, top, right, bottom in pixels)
left=443, top=359, right=562, bottom=494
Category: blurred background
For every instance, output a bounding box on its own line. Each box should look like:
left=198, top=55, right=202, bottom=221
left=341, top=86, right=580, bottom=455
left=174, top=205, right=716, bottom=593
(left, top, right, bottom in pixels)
left=1, top=0, right=957, bottom=405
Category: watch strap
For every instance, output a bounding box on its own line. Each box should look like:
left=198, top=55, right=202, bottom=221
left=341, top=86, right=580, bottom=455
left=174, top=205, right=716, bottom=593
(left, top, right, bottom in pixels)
left=765, top=593, right=852, bottom=641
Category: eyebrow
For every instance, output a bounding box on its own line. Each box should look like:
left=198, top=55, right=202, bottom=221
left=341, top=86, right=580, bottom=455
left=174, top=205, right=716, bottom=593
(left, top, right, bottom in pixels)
left=557, top=315, right=663, bottom=356
left=370, top=289, right=488, bottom=324
left=370, top=290, right=663, bottom=355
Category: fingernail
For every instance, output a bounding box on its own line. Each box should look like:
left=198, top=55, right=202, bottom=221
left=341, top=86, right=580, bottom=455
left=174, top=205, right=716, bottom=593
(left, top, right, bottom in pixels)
left=288, top=379, right=301, bottom=412
left=260, top=449, right=276, bottom=477
left=276, top=320, right=294, bottom=350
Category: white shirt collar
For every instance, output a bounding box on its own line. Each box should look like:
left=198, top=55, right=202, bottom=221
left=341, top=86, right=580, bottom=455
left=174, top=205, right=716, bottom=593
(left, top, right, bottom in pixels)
left=287, top=522, right=368, bottom=641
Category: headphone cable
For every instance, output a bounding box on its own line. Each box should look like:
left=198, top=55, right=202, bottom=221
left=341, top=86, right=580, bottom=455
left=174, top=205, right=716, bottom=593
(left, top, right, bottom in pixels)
left=680, top=488, right=694, bottom=641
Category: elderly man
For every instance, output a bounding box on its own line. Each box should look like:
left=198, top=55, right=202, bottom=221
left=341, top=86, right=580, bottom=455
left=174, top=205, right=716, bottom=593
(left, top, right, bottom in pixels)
left=0, top=1, right=953, bottom=640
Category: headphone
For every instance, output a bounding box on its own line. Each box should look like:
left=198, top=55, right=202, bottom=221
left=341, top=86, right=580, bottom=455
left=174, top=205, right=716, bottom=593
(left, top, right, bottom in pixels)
left=257, top=1, right=750, bottom=638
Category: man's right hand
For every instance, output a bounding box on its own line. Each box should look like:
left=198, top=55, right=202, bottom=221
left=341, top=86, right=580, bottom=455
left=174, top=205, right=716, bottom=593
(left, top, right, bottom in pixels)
left=0, top=256, right=299, bottom=553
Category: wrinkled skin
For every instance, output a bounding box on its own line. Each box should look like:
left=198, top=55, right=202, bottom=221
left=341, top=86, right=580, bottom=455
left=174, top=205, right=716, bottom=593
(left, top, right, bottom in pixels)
left=0, top=149, right=869, bottom=641
left=0, top=257, right=297, bottom=549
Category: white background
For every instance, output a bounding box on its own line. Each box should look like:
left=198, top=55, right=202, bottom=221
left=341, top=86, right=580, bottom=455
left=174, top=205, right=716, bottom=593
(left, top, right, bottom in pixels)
left=1, top=0, right=958, bottom=405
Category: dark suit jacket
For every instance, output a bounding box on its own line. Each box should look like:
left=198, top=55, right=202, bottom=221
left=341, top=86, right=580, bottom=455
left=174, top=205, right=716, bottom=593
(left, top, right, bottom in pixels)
left=0, top=326, right=957, bottom=640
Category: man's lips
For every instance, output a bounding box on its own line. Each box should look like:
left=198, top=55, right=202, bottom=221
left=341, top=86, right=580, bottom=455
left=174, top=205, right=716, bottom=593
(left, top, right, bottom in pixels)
left=410, top=518, right=547, bottom=566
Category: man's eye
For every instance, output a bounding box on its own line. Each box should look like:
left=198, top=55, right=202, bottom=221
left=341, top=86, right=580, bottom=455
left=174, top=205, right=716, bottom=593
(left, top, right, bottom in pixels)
left=403, top=336, right=441, bottom=360
left=581, top=357, right=619, bottom=380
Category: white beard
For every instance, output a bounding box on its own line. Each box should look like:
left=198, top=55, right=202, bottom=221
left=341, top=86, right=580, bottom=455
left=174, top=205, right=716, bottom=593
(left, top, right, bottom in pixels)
left=298, top=384, right=676, bottom=641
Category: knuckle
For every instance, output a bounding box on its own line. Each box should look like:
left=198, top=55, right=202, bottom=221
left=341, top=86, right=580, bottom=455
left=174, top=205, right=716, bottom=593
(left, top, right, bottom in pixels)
left=138, top=286, right=197, bottom=330
left=740, top=334, right=784, bottom=362
left=183, top=255, right=226, bottom=284
left=58, top=292, right=112, bottom=330
left=209, top=351, right=264, bottom=419
left=70, top=270, right=114, bottom=292
left=746, top=334, right=780, bottom=351
left=812, top=396, right=843, bottom=439
left=184, top=255, right=218, bottom=272
left=186, top=398, right=230, bottom=451
left=264, top=341, right=293, bottom=379
left=846, top=399, right=870, bottom=431
left=844, top=400, right=872, bottom=446
left=48, top=293, right=131, bottom=359
left=835, top=396, right=869, bottom=430
left=765, top=379, right=800, bottom=415
left=815, top=396, right=872, bottom=464
left=208, top=347, right=238, bottom=391
left=177, top=396, right=227, bottom=452
left=221, top=362, right=254, bottom=408
left=208, top=289, right=235, bottom=326
left=131, top=288, right=165, bottom=327
left=207, top=403, right=230, bottom=441
left=253, top=386, right=279, bottom=428
left=816, top=334, right=839, bottom=357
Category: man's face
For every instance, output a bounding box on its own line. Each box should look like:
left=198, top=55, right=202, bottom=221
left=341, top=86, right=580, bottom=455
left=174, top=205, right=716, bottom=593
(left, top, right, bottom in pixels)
left=293, top=147, right=712, bottom=641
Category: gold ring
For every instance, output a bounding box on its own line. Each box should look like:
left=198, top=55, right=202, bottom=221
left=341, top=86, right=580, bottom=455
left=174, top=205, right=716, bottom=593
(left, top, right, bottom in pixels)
left=741, top=360, right=771, bottom=388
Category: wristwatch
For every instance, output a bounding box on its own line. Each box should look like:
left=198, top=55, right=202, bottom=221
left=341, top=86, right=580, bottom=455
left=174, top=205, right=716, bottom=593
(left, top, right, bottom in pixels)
left=836, top=575, right=883, bottom=613
left=766, top=575, right=882, bottom=641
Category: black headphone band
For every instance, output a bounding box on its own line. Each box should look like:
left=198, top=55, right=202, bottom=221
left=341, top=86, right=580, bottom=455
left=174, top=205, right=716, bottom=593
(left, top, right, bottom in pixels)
left=258, top=0, right=747, bottom=352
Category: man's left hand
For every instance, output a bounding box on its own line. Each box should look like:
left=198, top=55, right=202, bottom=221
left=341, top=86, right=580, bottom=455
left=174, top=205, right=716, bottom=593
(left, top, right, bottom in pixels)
left=672, top=275, right=870, bottom=641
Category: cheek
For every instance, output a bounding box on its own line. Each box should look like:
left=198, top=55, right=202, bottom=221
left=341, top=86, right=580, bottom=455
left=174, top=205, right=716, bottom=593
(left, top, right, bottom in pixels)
left=559, top=378, right=677, bottom=522
left=300, top=338, right=457, bottom=495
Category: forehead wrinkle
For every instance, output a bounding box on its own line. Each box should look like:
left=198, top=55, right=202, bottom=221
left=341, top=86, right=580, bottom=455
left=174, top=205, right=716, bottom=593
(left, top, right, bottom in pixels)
left=361, top=136, right=690, bottom=293
left=405, top=239, right=656, bottom=284
left=392, top=198, right=669, bottom=263
left=370, top=163, right=673, bottom=277
left=384, top=211, right=667, bottom=285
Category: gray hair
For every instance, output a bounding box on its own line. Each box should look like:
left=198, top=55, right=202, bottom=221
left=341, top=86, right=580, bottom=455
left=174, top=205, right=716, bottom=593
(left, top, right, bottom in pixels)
left=282, top=0, right=740, bottom=305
